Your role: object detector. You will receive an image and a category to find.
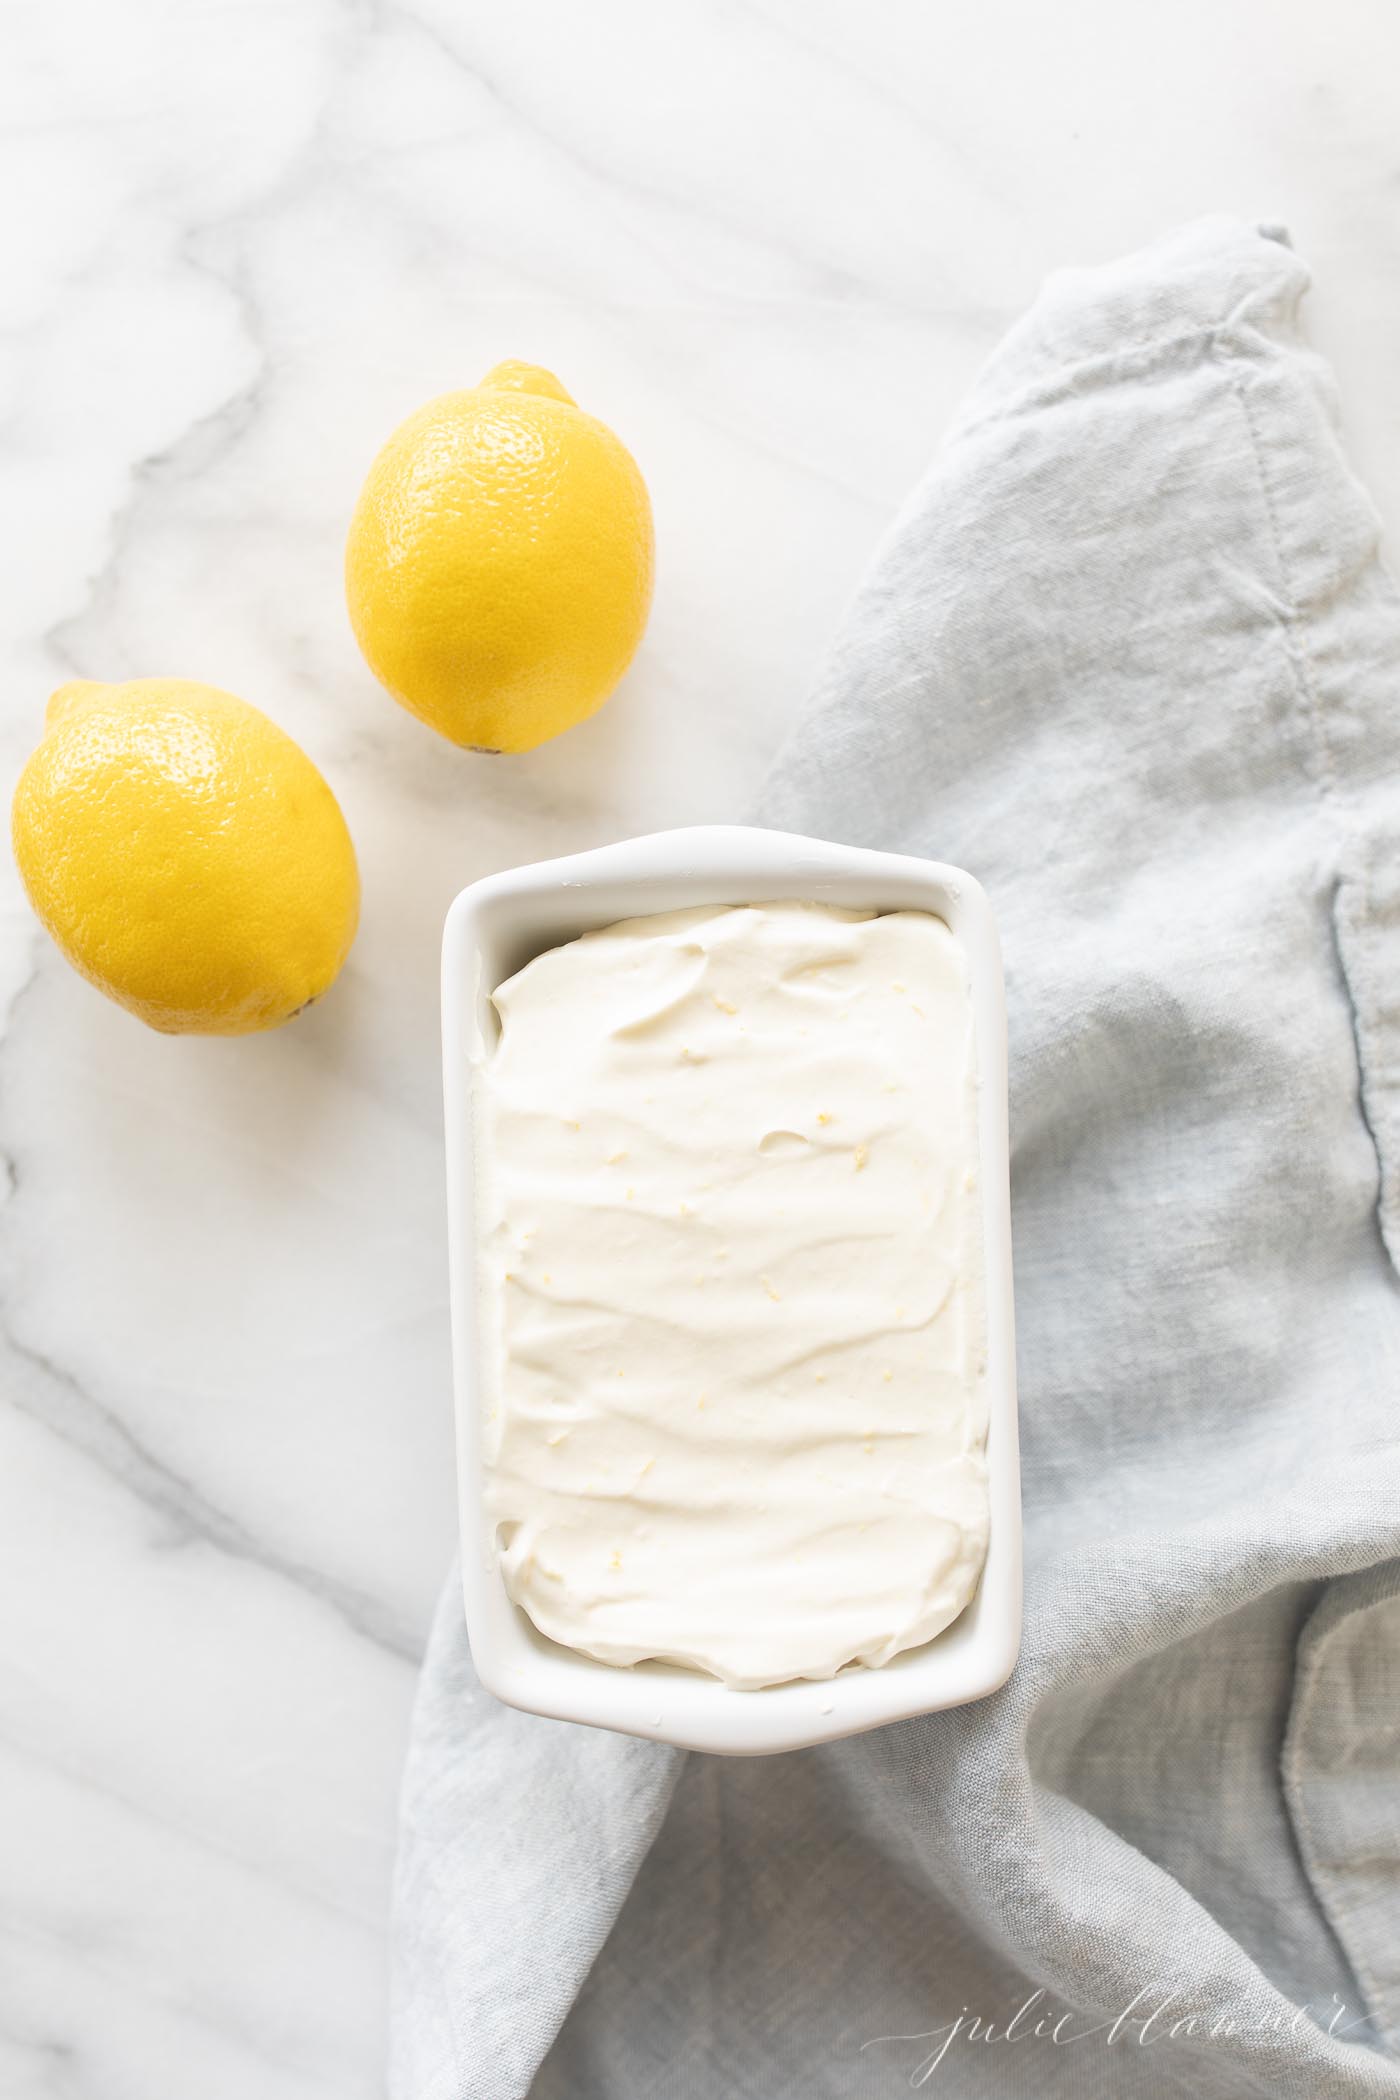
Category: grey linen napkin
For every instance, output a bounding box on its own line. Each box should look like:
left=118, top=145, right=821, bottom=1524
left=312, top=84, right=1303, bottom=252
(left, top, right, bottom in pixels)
left=391, top=219, right=1400, bottom=2099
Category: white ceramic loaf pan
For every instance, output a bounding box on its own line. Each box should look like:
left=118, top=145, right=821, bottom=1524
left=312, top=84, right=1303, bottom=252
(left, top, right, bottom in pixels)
left=441, top=825, right=1021, bottom=1755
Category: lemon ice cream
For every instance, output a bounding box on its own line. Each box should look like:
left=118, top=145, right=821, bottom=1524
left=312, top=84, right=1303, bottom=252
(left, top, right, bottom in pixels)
left=473, top=901, right=989, bottom=1690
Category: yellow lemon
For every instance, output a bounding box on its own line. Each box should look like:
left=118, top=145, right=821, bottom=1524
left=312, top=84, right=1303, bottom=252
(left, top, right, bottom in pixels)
left=345, top=361, right=653, bottom=753
left=12, top=679, right=360, bottom=1036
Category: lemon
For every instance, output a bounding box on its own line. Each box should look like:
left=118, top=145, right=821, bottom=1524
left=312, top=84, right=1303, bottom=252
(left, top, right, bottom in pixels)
left=12, top=679, right=360, bottom=1036
left=345, top=361, right=653, bottom=753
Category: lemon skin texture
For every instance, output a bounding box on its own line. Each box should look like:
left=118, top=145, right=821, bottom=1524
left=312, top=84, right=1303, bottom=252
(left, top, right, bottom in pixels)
left=345, top=362, right=654, bottom=754
left=11, top=679, right=360, bottom=1036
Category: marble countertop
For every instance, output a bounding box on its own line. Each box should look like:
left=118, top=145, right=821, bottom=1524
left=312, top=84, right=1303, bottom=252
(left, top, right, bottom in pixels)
left=4, top=2, right=1397, bottom=2091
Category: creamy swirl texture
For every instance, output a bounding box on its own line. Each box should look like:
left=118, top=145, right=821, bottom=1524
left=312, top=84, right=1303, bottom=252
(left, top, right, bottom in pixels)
left=474, top=901, right=988, bottom=1690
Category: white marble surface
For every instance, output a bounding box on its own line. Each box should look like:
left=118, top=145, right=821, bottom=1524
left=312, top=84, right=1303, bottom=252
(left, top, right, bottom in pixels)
left=3, top=2, right=1399, bottom=2092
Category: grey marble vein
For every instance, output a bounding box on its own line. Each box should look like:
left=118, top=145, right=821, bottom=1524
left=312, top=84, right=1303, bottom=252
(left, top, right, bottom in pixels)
left=5, top=1324, right=421, bottom=1663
